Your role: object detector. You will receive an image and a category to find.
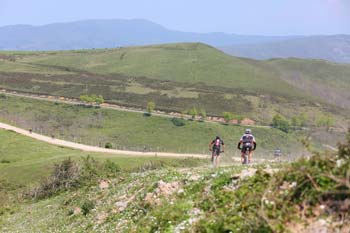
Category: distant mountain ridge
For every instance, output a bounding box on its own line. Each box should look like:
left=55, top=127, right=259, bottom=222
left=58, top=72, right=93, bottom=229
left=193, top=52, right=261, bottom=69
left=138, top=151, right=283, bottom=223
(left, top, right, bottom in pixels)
left=0, top=19, right=298, bottom=50
left=221, top=35, right=350, bottom=63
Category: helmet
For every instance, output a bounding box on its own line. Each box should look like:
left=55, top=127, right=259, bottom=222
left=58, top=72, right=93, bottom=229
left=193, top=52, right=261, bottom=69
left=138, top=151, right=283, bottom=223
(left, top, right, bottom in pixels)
left=245, top=129, right=252, bottom=134
left=216, top=136, right=220, bottom=140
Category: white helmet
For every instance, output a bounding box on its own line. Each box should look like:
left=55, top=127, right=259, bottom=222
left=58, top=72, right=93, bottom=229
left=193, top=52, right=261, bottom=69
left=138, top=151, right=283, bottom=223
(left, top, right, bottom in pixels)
left=245, top=129, right=252, bottom=134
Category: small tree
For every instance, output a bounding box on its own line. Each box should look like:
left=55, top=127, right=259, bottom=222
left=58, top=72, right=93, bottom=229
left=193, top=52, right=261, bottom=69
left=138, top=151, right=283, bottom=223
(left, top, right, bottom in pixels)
left=291, top=112, right=307, bottom=129
left=316, top=113, right=334, bottom=131
left=272, top=114, right=290, bottom=133
left=146, top=101, right=156, bottom=115
left=223, top=112, right=234, bottom=124
left=94, top=95, right=104, bottom=105
left=188, top=107, right=198, bottom=120
left=80, top=94, right=104, bottom=106
left=199, top=108, right=207, bottom=121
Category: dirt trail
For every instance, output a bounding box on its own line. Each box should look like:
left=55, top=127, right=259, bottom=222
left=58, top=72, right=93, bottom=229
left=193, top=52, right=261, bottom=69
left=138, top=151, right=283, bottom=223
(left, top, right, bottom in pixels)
left=0, top=122, right=207, bottom=158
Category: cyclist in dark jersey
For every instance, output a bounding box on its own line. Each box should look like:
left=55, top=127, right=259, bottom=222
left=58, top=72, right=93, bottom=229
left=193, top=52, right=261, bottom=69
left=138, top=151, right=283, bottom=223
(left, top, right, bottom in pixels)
left=237, top=129, right=256, bottom=164
left=209, top=136, right=225, bottom=167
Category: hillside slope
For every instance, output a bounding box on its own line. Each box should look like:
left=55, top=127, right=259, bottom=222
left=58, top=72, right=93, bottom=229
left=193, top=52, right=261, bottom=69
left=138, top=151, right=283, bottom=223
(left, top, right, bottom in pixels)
left=1, top=148, right=349, bottom=232
left=0, top=43, right=349, bottom=121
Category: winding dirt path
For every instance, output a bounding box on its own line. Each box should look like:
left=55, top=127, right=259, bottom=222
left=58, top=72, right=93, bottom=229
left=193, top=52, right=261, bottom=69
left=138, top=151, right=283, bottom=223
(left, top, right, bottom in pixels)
left=0, top=122, right=207, bottom=158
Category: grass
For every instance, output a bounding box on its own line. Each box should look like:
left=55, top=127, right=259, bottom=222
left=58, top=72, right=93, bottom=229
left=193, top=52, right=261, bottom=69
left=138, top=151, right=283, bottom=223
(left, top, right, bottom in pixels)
left=0, top=95, right=305, bottom=157
left=0, top=129, right=204, bottom=187
left=1, top=43, right=349, bottom=123
left=1, top=147, right=348, bottom=232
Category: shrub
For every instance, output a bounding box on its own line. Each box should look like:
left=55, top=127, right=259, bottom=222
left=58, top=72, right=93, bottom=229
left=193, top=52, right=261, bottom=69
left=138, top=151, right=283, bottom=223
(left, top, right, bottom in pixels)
left=28, top=158, right=81, bottom=199
left=272, top=114, right=290, bottom=133
left=199, top=108, right=207, bottom=121
left=0, top=159, right=10, bottom=164
left=188, top=107, right=198, bottom=120
left=105, top=142, right=113, bottom=149
left=81, top=200, right=95, bottom=215
left=103, top=159, right=121, bottom=175
left=222, top=112, right=234, bottom=124
left=171, top=118, right=186, bottom=127
left=146, top=101, right=156, bottom=115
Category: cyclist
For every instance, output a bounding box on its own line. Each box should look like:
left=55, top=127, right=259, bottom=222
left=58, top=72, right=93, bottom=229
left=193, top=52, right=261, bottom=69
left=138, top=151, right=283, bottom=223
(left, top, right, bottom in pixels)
left=209, top=136, right=225, bottom=167
left=237, top=129, right=256, bottom=164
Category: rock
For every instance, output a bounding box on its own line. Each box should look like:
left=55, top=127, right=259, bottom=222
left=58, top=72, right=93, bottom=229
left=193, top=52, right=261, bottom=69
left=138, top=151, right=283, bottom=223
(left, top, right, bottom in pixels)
left=115, top=200, right=128, bottom=212
left=96, top=212, right=108, bottom=224
left=99, top=180, right=109, bottom=189
left=188, top=174, right=201, bottom=181
left=73, top=207, right=82, bottom=215
left=156, top=180, right=180, bottom=197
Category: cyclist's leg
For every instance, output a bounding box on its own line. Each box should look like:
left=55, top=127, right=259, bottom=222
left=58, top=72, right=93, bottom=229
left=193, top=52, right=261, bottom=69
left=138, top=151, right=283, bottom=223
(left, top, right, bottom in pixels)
left=240, top=151, right=244, bottom=163
left=249, top=150, right=253, bottom=163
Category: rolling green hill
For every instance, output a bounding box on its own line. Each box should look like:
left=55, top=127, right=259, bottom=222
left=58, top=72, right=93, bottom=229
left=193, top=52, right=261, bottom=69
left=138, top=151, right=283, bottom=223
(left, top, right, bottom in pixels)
left=0, top=43, right=349, bottom=123
left=0, top=95, right=305, bottom=157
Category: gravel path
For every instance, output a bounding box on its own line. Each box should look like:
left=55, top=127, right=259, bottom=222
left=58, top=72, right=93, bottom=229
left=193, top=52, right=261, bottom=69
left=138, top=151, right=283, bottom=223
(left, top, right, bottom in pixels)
left=0, top=122, right=207, bottom=158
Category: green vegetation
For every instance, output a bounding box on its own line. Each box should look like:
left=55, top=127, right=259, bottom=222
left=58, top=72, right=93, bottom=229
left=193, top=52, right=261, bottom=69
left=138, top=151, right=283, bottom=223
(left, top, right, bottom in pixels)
left=223, top=111, right=234, bottom=124
left=272, top=114, right=291, bottom=133
left=0, top=95, right=304, bottom=155
left=146, top=101, right=156, bottom=115
left=316, top=113, right=334, bottom=130
left=0, top=43, right=349, bottom=124
left=1, top=138, right=349, bottom=232
left=0, top=129, right=203, bottom=187
left=79, top=94, right=104, bottom=106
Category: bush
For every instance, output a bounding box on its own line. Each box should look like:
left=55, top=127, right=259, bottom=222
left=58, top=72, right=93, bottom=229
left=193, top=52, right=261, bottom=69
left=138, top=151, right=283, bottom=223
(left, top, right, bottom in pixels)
left=28, top=158, right=81, bottom=199
left=147, top=101, right=156, bottom=115
left=105, top=142, right=113, bottom=149
left=81, top=200, right=95, bottom=215
left=222, top=112, right=234, bottom=124
left=0, top=159, right=10, bottom=164
left=103, top=159, right=121, bottom=175
left=171, top=118, right=186, bottom=127
left=272, top=114, right=290, bottom=133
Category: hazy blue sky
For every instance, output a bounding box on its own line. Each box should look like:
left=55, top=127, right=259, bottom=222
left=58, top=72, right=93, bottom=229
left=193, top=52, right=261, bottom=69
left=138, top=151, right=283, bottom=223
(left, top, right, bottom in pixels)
left=0, top=0, right=349, bottom=35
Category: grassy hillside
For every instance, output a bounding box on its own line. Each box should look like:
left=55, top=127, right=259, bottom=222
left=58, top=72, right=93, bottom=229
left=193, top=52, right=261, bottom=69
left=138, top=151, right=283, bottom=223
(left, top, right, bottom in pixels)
left=0, top=95, right=305, bottom=157
left=0, top=129, right=203, bottom=187
left=0, top=43, right=349, bottom=122
left=1, top=146, right=349, bottom=232
left=267, top=58, right=350, bottom=108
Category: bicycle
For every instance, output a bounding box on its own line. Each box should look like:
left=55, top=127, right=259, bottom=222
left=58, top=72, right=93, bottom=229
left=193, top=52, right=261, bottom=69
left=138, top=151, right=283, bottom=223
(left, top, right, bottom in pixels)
left=210, top=148, right=224, bottom=168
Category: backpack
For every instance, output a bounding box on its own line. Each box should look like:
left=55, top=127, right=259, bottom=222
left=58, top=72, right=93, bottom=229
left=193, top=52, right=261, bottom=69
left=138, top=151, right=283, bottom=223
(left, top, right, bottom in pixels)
left=242, top=134, right=254, bottom=147
left=213, top=139, right=222, bottom=149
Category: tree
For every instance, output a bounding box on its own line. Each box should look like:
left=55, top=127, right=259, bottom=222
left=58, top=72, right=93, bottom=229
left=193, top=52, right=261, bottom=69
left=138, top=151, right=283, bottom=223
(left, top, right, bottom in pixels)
left=146, top=101, right=156, bottom=115
left=94, top=95, right=104, bottom=105
left=272, top=114, right=290, bottom=133
left=79, top=94, right=104, bottom=106
left=188, top=107, right=198, bottom=120
left=199, top=108, right=207, bottom=121
left=316, top=113, right=334, bottom=131
left=291, top=112, right=307, bottom=129
left=223, top=112, right=234, bottom=124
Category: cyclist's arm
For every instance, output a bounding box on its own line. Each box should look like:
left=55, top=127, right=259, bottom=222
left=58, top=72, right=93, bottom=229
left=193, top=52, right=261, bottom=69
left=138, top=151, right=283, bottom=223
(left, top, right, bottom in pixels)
left=253, top=142, right=257, bottom=150
left=209, top=141, right=213, bottom=150
left=237, top=141, right=242, bottom=150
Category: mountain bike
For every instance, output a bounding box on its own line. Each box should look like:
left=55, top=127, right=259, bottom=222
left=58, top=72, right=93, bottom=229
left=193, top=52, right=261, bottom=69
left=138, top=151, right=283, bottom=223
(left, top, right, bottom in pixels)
left=241, top=143, right=252, bottom=165
left=210, top=148, right=224, bottom=168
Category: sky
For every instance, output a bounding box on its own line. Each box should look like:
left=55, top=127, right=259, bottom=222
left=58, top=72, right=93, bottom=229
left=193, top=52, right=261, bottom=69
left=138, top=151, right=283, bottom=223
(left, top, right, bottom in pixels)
left=0, top=0, right=349, bottom=35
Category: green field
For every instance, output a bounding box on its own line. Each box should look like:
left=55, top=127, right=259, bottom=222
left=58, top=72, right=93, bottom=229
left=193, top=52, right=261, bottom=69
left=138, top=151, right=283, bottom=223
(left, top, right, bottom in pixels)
left=1, top=43, right=349, bottom=123
left=0, top=95, right=305, bottom=157
left=0, top=129, right=204, bottom=187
